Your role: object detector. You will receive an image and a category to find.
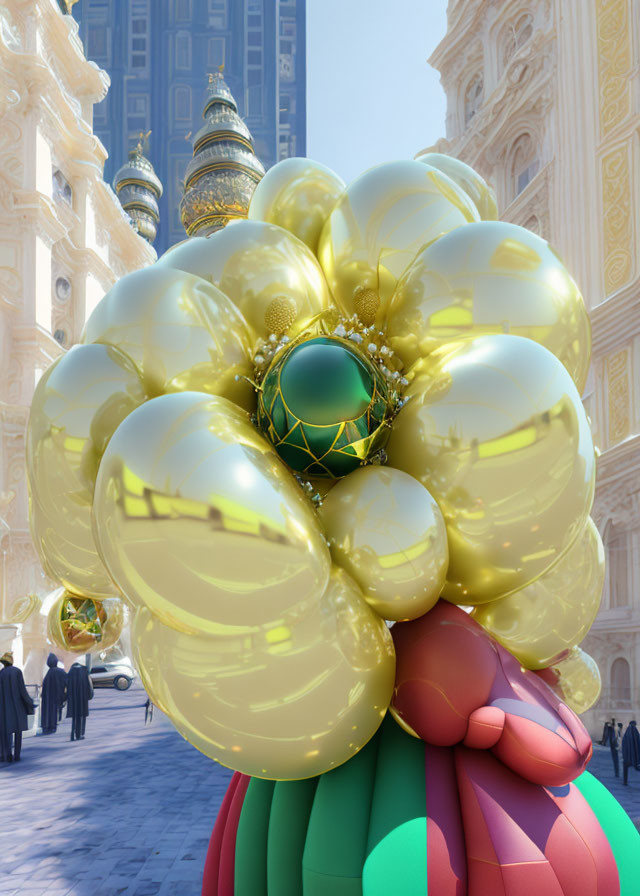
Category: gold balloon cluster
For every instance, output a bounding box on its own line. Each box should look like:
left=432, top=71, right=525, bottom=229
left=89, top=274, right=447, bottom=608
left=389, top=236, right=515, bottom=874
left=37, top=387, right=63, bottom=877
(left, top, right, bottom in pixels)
left=27, top=153, right=602, bottom=779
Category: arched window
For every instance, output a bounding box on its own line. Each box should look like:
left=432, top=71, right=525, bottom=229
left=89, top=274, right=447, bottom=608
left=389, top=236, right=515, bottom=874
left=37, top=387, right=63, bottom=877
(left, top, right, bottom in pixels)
left=611, top=657, right=631, bottom=707
left=510, top=133, right=539, bottom=198
left=503, top=13, right=534, bottom=67
left=464, top=74, right=484, bottom=126
left=607, top=523, right=629, bottom=608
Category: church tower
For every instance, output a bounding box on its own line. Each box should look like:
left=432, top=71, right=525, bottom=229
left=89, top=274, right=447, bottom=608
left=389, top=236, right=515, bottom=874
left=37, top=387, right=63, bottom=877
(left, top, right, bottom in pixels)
left=113, top=136, right=163, bottom=245
left=180, top=69, right=265, bottom=237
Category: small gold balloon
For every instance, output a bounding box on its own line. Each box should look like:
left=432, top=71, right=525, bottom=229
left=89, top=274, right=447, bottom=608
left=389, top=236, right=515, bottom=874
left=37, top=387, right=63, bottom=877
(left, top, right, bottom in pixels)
left=157, top=220, right=332, bottom=342
left=416, top=153, right=498, bottom=220
left=93, top=391, right=331, bottom=634
left=132, top=567, right=395, bottom=780
left=541, top=647, right=602, bottom=715
left=248, top=157, right=345, bottom=255
left=47, top=591, right=127, bottom=655
left=386, top=220, right=591, bottom=392
left=27, top=344, right=147, bottom=597
left=82, top=265, right=254, bottom=410
left=318, top=466, right=448, bottom=621
left=473, top=518, right=604, bottom=669
left=318, top=160, right=479, bottom=324
left=386, top=335, right=595, bottom=604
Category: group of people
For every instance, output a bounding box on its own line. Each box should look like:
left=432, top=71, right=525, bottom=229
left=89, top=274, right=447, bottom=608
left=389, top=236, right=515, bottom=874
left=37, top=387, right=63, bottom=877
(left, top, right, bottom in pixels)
left=0, top=651, right=94, bottom=763
left=601, top=717, right=640, bottom=784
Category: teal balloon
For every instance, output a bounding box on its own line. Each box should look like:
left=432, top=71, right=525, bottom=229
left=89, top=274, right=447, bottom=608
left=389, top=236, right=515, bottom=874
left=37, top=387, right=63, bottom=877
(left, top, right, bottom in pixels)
left=257, top=336, right=391, bottom=479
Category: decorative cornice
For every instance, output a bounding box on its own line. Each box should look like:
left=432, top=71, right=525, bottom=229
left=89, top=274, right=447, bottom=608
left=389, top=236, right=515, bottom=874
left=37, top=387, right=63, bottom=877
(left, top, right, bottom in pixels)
left=590, top=281, right=640, bottom=357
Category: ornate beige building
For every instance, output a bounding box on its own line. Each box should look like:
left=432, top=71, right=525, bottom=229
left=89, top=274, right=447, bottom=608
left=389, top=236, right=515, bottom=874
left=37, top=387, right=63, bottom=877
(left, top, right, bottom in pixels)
left=426, top=0, right=640, bottom=734
left=0, top=0, right=155, bottom=682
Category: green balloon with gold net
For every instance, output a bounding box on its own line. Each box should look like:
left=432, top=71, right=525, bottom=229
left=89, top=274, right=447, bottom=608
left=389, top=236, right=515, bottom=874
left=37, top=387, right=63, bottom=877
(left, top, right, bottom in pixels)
left=257, top=336, right=392, bottom=479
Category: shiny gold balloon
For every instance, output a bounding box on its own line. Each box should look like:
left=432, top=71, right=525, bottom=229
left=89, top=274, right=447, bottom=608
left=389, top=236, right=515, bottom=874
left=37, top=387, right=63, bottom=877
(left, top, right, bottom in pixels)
left=473, top=518, right=604, bottom=669
left=318, top=466, right=448, bottom=621
left=47, top=591, right=127, bottom=654
left=27, top=344, right=147, bottom=597
left=385, top=221, right=591, bottom=392
left=157, top=220, right=332, bottom=342
left=541, top=647, right=602, bottom=715
left=93, top=391, right=331, bottom=634
left=132, top=566, right=395, bottom=780
left=416, top=152, right=498, bottom=220
left=248, top=157, right=345, bottom=254
left=318, top=160, right=479, bottom=325
left=386, top=335, right=595, bottom=604
left=82, top=265, right=254, bottom=410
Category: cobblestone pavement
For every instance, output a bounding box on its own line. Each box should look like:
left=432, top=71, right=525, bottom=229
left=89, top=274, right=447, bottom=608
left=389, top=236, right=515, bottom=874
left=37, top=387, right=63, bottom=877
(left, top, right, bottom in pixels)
left=1, top=690, right=639, bottom=896
left=587, top=742, right=640, bottom=827
left=0, top=683, right=232, bottom=896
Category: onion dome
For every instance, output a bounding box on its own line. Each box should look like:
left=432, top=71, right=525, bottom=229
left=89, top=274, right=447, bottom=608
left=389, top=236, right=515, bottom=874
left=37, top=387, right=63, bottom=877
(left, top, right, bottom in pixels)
left=180, top=70, right=265, bottom=237
left=113, top=139, right=163, bottom=244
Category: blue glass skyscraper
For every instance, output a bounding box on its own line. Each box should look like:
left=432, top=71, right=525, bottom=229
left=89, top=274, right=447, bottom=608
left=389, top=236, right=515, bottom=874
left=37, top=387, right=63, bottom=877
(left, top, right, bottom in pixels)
left=74, top=0, right=306, bottom=253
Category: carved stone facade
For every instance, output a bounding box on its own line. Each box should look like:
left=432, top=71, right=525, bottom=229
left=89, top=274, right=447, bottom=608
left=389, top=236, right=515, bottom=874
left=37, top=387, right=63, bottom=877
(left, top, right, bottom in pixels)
left=0, top=0, right=155, bottom=682
left=428, top=0, right=640, bottom=735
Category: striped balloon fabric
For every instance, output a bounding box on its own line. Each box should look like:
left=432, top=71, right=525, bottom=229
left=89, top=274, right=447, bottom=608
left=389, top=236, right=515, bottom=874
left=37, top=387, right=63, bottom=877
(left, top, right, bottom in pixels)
left=202, top=715, right=640, bottom=896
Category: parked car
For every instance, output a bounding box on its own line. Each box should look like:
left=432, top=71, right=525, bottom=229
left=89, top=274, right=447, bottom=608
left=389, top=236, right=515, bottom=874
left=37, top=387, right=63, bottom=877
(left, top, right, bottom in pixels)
left=90, top=661, right=136, bottom=691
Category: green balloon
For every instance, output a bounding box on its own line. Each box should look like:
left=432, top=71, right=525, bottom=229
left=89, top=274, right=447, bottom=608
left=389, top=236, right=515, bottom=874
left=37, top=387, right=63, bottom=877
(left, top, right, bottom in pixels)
left=257, top=336, right=391, bottom=479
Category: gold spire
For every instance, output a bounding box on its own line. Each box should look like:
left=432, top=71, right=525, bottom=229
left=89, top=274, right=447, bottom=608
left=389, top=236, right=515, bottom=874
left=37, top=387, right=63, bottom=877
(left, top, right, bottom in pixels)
left=179, top=74, right=265, bottom=237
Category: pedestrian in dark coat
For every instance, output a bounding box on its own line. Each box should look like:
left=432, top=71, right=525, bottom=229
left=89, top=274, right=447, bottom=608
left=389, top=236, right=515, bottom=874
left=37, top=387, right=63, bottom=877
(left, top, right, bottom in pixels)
left=622, top=720, right=640, bottom=785
left=41, top=653, right=67, bottom=734
left=603, top=717, right=620, bottom=777
left=0, top=652, right=35, bottom=762
left=66, top=662, right=93, bottom=741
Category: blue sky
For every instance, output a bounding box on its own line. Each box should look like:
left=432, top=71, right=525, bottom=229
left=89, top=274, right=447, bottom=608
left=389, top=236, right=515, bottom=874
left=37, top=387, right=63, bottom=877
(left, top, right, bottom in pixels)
left=306, top=0, right=448, bottom=185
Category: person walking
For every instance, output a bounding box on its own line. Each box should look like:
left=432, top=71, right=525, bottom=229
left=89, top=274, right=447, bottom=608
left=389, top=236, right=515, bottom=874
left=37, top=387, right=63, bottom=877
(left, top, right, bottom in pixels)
left=66, top=662, right=93, bottom=741
left=605, top=717, right=621, bottom=777
left=622, top=720, right=640, bottom=785
left=0, top=652, right=35, bottom=762
left=41, top=653, right=67, bottom=735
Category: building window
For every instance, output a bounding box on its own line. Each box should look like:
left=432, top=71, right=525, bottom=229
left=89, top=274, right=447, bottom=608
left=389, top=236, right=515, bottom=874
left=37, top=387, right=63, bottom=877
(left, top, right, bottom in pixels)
left=208, top=0, right=228, bottom=28
left=54, top=277, right=71, bottom=302
left=87, top=23, right=107, bottom=59
left=503, top=13, right=534, bottom=67
left=52, top=169, right=72, bottom=205
left=510, top=133, right=540, bottom=198
left=175, top=32, right=191, bottom=69
left=247, top=85, right=263, bottom=117
left=611, top=657, right=631, bottom=707
left=130, top=0, right=149, bottom=71
left=607, top=524, right=629, bottom=608
left=464, top=74, right=483, bottom=126
left=174, top=86, right=192, bottom=122
left=127, top=95, right=148, bottom=116
left=279, top=94, right=290, bottom=125
left=176, top=0, right=191, bottom=20
left=208, top=37, right=225, bottom=68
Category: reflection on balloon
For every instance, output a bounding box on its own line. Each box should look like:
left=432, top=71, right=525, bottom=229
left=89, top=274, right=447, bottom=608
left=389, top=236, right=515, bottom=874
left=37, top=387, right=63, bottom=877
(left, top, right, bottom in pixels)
left=538, top=647, right=602, bottom=715
left=157, top=220, right=332, bottom=341
left=8, top=594, right=41, bottom=624
left=319, top=466, right=448, bottom=620
left=386, top=335, right=595, bottom=604
left=473, top=518, right=604, bottom=669
left=248, top=157, right=345, bottom=254
left=386, top=221, right=591, bottom=391
left=27, top=344, right=147, bottom=598
left=47, top=591, right=127, bottom=654
left=93, top=391, right=330, bottom=633
left=416, top=152, right=498, bottom=220
left=318, top=159, right=479, bottom=325
left=82, top=265, right=254, bottom=410
left=132, top=567, right=395, bottom=780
